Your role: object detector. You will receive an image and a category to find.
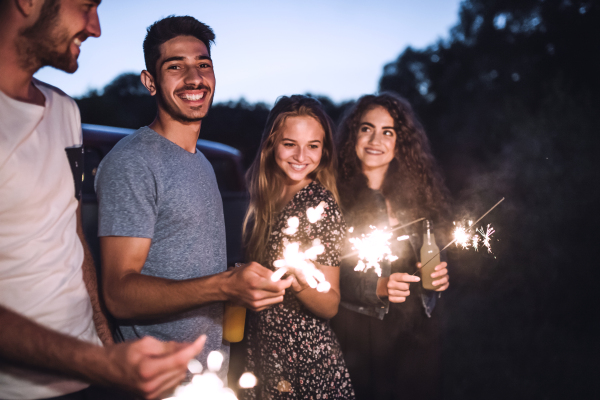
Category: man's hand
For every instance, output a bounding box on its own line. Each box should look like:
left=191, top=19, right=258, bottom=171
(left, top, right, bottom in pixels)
left=223, top=262, right=293, bottom=311
left=104, top=335, right=206, bottom=399
left=417, top=261, right=449, bottom=292
left=377, top=273, right=421, bottom=303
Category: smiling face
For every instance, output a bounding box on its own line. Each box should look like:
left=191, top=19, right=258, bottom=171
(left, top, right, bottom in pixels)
left=355, top=106, right=397, bottom=175
left=275, top=116, right=325, bottom=188
left=145, top=35, right=215, bottom=122
left=20, top=0, right=101, bottom=73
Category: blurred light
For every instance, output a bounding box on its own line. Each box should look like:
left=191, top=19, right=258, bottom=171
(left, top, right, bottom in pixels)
left=239, top=372, right=258, bottom=388
left=431, top=54, right=440, bottom=63
left=187, top=358, right=203, bottom=374
left=207, top=351, right=224, bottom=372
left=494, top=13, right=507, bottom=29
left=511, top=73, right=520, bottom=82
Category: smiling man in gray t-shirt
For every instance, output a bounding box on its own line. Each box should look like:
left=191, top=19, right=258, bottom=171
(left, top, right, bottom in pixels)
left=95, top=16, right=292, bottom=376
left=96, top=126, right=227, bottom=367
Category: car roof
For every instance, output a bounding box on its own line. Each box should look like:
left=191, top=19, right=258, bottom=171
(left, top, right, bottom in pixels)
left=82, top=123, right=242, bottom=158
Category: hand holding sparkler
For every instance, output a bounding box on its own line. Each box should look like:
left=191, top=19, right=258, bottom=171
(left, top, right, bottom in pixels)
left=106, top=335, right=207, bottom=399
left=376, top=273, right=421, bottom=303
left=224, top=262, right=293, bottom=311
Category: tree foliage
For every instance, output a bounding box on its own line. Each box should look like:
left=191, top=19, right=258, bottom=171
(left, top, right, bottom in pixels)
left=379, top=1, right=599, bottom=397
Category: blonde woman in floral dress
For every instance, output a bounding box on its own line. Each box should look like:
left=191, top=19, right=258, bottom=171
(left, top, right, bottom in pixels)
left=241, top=95, right=355, bottom=400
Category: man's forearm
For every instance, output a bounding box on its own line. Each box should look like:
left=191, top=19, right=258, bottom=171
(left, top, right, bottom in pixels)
left=0, top=306, right=110, bottom=384
left=105, top=270, right=231, bottom=320
left=77, top=204, right=113, bottom=345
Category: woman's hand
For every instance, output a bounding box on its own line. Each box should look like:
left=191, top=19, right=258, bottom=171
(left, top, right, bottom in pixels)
left=417, top=261, right=449, bottom=291
left=376, top=273, right=421, bottom=303
left=289, top=263, right=341, bottom=319
left=290, top=268, right=311, bottom=294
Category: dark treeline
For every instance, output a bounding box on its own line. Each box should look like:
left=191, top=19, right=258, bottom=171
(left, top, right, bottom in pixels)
left=378, top=1, right=599, bottom=398
left=76, top=0, right=598, bottom=397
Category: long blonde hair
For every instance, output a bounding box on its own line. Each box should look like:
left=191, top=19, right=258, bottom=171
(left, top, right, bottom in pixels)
left=243, top=95, right=339, bottom=263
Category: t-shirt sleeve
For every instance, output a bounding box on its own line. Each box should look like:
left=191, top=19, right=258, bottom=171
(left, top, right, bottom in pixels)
left=314, top=195, right=346, bottom=267
left=95, top=151, right=157, bottom=238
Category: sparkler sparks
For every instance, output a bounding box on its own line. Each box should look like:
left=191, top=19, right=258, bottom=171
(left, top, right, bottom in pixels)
left=283, top=217, right=299, bottom=235
left=165, top=351, right=245, bottom=400
left=415, top=197, right=505, bottom=272
left=271, top=240, right=331, bottom=292
left=476, top=224, right=495, bottom=253
left=452, top=221, right=496, bottom=253
left=306, top=201, right=326, bottom=223
left=348, top=226, right=399, bottom=277
left=271, top=203, right=333, bottom=292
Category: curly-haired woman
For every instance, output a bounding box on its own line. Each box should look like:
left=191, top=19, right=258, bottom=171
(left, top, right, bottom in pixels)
left=330, top=93, right=451, bottom=400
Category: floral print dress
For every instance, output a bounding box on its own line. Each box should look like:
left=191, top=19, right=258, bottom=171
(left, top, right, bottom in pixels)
left=241, top=181, right=355, bottom=400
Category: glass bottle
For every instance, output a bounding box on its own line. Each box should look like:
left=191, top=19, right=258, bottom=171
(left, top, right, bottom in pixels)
left=222, top=263, right=246, bottom=342
left=420, top=220, right=440, bottom=290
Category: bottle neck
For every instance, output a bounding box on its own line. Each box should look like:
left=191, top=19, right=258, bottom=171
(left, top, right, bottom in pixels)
left=423, top=220, right=434, bottom=246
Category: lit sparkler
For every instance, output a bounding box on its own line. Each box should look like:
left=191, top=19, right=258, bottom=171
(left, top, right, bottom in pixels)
left=271, top=202, right=332, bottom=292
left=165, top=351, right=252, bottom=400
left=476, top=224, right=495, bottom=253
left=283, top=217, right=299, bottom=235
left=271, top=240, right=331, bottom=292
left=342, top=218, right=424, bottom=277
left=452, top=221, right=495, bottom=252
left=416, top=197, right=505, bottom=272
left=306, top=201, right=326, bottom=223
left=347, top=226, right=407, bottom=277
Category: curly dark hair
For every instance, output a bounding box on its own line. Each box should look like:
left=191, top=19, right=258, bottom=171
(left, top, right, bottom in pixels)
left=337, top=92, right=451, bottom=228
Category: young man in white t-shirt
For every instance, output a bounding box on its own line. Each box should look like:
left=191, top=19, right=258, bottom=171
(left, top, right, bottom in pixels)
left=0, top=1, right=205, bottom=399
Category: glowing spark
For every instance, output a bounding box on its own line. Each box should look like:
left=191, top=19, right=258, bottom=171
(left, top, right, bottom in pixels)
left=453, top=223, right=471, bottom=249
left=168, top=351, right=236, bottom=400
left=207, top=351, right=224, bottom=372
left=239, top=372, right=258, bottom=389
left=453, top=221, right=495, bottom=253
left=476, top=224, right=495, bottom=253
left=283, top=216, right=299, bottom=235
left=397, top=235, right=409, bottom=241
left=272, top=219, right=331, bottom=293
left=472, top=234, right=480, bottom=251
left=348, top=226, right=399, bottom=277
left=187, top=358, right=203, bottom=374
left=348, top=227, right=354, bottom=233
left=306, top=201, right=326, bottom=223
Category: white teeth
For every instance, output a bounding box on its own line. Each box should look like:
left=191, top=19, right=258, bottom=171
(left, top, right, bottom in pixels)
left=74, top=38, right=82, bottom=47
left=365, top=149, right=383, bottom=155
left=289, top=164, right=307, bottom=171
left=182, top=93, right=205, bottom=101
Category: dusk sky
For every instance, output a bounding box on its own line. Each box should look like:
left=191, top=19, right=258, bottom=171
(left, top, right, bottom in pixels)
left=35, top=0, right=463, bottom=104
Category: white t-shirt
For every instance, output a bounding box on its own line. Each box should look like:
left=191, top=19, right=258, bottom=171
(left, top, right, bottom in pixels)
left=0, top=80, right=101, bottom=399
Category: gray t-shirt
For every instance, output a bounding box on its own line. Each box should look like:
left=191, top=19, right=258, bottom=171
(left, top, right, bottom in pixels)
left=95, top=126, right=228, bottom=371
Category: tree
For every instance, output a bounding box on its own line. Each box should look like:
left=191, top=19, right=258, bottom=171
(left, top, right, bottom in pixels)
left=379, top=1, right=599, bottom=398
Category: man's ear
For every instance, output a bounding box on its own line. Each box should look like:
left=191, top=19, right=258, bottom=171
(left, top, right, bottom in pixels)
left=16, top=0, right=40, bottom=17
left=140, top=70, right=157, bottom=96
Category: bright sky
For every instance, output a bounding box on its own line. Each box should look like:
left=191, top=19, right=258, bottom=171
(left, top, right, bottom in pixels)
left=35, top=0, right=462, bottom=104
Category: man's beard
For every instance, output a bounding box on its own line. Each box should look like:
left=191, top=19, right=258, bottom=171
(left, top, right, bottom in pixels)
left=18, top=0, right=77, bottom=73
left=155, top=83, right=213, bottom=123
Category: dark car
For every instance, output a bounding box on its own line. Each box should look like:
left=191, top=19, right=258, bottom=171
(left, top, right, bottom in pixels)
left=81, top=123, right=248, bottom=267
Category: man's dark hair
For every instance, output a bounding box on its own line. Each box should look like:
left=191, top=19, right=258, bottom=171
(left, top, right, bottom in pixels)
left=143, top=16, right=215, bottom=78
